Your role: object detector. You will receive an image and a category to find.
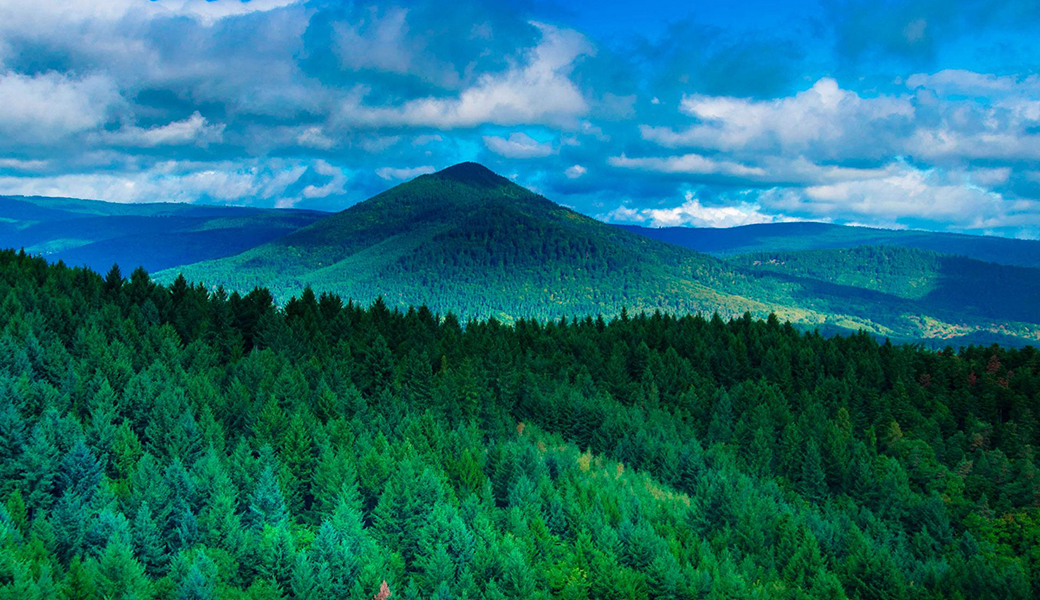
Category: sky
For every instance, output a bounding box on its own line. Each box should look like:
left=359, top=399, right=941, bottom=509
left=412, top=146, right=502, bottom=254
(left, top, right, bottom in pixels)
left=1, top=0, right=1039, bottom=238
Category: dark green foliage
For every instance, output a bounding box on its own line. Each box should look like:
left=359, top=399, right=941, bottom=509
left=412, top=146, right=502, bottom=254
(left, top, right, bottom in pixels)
left=0, top=249, right=1039, bottom=599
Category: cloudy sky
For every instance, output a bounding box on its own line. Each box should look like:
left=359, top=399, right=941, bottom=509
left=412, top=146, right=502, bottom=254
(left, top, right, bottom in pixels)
left=1, top=0, right=1039, bottom=238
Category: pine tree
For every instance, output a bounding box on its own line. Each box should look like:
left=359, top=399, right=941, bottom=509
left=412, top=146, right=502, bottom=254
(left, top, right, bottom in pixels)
left=57, top=440, right=104, bottom=500
left=799, top=438, right=827, bottom=502
left=176, top=552, right=217, bottom=600
left=361, top=333, right=395, bottom=399
left=247, top=466, right=288, bottom=529
left=104, top=264, right=124, bottom=297
left=706, top=390, right=733, bottom=445
left=132, top=502, right=166, bottom=576
left=92, top=539, right=152, bottom=600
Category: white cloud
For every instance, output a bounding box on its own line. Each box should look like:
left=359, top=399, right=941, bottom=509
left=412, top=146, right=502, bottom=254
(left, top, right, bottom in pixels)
left=642, top=78, right=913, bottom=160
left=609, top=153, right=766, bottom=178
left=606, top=191, right=784, bottom=228
left=483, top=132, right=554, bottom=158
left=905, top=70, right=1040, bottom=95
left=0, top=159, right=311, bottom=204
left=798, top=168, right=1005, bottom=222
left=0, top=71, right=122, bottom=143
left=0, top=158, right=48, bottom=171
left=104, top=112, right=224, bottom=147
left=296, top=126, right=336, bottom=150
left=301, top=160, right=348, bottom=199
left=338, top=22, right=592, bottom=129
left=0, top=0, right=301, bottom=28
left=756, top=162, right=1040, bottom=233
left=375, top=165, right=436, bottom=180
left=565, top=164, right=586, bottom=179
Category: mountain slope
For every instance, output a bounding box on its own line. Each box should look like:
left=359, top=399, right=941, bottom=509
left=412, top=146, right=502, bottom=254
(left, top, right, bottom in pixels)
left=163, top=163, right=772, bottom=321
left=621, top=222, right=1040, bottom=269
left=0, top=195, right=326, bottom=272
left=730, top=246, right=1040, bottom=328
left=161, top=163, right=1040, bottom=345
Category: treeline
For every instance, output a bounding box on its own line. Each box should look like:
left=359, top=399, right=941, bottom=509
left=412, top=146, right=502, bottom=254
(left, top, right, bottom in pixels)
left=0, top=248, right=1039, bottom=599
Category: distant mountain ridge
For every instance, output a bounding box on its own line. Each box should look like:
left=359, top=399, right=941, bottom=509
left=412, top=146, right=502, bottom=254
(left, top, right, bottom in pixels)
left=620, top=222, right=1040, bottom=269
left=0, top=195, right=326, bottom=272
left=4, top=167, right=1038, bottom=345
left=156, top=163, right=1040, bottom=345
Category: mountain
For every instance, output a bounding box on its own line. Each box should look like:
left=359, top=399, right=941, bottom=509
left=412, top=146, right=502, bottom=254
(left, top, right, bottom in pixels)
left=161, top=163, right=1040, bottom=345
left=730, top=246, right=1040, bottom=344
left=0, top=195, right=326, bottom=272
left=621, top=222, right=1040, bottom=269
left=161, top=163, right=765, bottom=321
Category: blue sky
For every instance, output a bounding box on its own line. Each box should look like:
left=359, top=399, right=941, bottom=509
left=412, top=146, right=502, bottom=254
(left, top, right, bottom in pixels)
left=1, top=0, right=1039, bottom=238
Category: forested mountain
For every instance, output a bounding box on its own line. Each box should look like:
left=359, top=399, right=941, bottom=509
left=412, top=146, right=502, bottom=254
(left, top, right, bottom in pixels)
left=0, top=196, right=325, bottom=273
left=1, top=250, right=1039, bottom=599
left=160, top=162, right=754, bottom=321
left=161, top=163, right=1040, bottom=346
left=731, top=246, right=1040, bottom=326
left=621, top=222, right=1040, bottom=269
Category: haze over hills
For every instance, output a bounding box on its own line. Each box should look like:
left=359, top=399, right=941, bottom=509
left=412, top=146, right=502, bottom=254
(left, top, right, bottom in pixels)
left=621, top=222, right=1040, bottom=269
left=158, top=163, right=1040, bottom=346
left=0, top=195, right=325, bottom=273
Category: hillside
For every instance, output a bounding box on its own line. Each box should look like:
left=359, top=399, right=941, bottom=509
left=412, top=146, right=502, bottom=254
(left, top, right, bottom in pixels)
left=621, top=222, right=1040, bottom=269
left=0, top=195, right=325, bottom=272
left=729, top=246, right=1040, bottom=343
left=161, top=163, right=1040, bottom=345
left=1, top=250, right=1039, bottom=599
left=161, top=163, right=772, bottom=321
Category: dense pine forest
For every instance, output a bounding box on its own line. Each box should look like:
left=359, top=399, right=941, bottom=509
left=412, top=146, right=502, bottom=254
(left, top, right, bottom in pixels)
left=2, top=248, right=1040, bottom=600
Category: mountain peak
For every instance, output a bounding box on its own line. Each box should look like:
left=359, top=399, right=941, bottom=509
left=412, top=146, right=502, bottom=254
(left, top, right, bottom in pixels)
left=431, top=162, right=509, bottom=188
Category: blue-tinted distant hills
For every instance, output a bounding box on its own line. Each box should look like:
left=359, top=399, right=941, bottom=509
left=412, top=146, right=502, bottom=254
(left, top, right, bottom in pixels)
left=157, top=163, right=1040, bottom=345
left=620, top=222, right=1040, bottom=269
left=0, top=195, right=327, bottom=273
left=4, top=172, right=1040, bottom=347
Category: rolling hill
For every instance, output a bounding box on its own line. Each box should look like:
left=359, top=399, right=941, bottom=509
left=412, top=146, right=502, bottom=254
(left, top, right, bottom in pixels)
left=730, top=246, right=1040, bottom=345
left=621, top=222, right=1040, bottom=269
left=160, top=163, right=1040, bottom=345
left=0, top=195, right=326, bottom=272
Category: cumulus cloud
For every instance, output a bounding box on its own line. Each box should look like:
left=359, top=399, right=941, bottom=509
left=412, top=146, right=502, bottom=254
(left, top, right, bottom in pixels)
left=0, top=0, right=301, bottom=28
left=295, top=127, right=336, bottom=150
left=0, top=159, right=309, bottom=204
left=0, top=71, right=122, bottom=144
left=338, top=22, right=592, bottom=129
left=641, top=78, right=913, bottom=161
left=905, top=70, right=1040, bottom=95
left=484, top=132, right=554, bottom=158
left=565, top=165, right=586, bottom=179
left=609, top=153, right=766, bottom=178
left=606, top=191, right=784, bottom=228
left=757, top=162, right=1040, bottom=233
left=0, top=158, right=48, bottom=171
left=104, top=112, right=225, bottom=147
left=301, top=160, right=348, bottom=199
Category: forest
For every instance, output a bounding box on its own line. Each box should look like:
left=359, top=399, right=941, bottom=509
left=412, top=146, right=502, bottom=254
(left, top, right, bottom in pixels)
left=1, top=247, right=1039, bottom=599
